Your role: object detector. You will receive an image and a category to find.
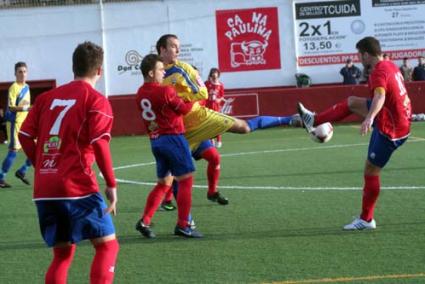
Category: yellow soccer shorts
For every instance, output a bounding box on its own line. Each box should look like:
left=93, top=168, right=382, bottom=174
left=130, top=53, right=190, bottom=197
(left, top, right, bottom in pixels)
left=184, top=103, right=235, bottom=150
left=6, top=120, right=23, bottom=150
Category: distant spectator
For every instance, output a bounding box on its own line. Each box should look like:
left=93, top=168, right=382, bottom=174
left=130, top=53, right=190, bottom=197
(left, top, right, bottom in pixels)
left=399, top=57, right=413, bottom=82
left=383, top=53, right=390, bottom=61
left=412, top=56, right=425, bottom=81
left=340, top=59, right=361, bottom=85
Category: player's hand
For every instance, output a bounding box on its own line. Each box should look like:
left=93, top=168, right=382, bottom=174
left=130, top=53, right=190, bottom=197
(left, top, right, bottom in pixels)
left=104, top=186, right=117, bottom=216
left=361, top=117, right=373, bottom=136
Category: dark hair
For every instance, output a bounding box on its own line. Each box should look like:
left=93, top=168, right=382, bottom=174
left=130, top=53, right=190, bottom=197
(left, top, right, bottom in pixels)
left=355, top=37, right=382, bottom=57
left=14, top=62, right=27, bottom=73
left=141, top=54, right=163, bottom=78
left=208, top=67, right=220, bottom=79
left=403, top=57, right=408, bottom=61
left=156, top=34, right=178, bottom=55
left=72, top=41, right=104, bottom=77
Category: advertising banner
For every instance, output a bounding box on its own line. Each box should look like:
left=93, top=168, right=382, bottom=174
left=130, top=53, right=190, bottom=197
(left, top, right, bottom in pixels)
left=294, top=0, right=425, bottom=68
left=216, top=7, right=281, bottom=72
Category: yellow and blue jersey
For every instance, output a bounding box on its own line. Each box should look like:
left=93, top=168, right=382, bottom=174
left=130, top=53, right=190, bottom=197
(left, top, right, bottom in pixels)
left=8, top=82, right=30, bottom=123
left=163, top=60, right=208, bottom=102
left=163, top=60, right=234, bottom=150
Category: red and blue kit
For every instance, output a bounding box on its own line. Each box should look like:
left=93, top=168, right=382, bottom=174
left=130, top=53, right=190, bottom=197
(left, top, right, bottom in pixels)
left=136, top=82, right=194, bottom=178
left=368, top=60, right=411, bottom=140
left=20, top=80, right=114, bottom=200
left=136, top=83, right=192, bottom=139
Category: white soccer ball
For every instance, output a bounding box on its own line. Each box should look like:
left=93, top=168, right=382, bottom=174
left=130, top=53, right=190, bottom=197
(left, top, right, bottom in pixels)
left=310, top=122, right=334, bottom=143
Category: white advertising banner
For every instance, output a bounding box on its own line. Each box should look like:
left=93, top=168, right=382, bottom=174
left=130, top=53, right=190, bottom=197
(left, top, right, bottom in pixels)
left=293, top=0, right=425, bottom=82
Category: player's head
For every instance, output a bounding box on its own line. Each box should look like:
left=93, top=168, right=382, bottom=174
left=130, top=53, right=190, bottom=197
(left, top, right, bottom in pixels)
left=141, top=54, right=165, bottom=84
left=419, top=56, right=425, bottom=65
left=14, top=62, right=27, bottom=84
left=402, top=57, right=409, bottom=64
left=208, top=68, right=220, bottom=81
left=72, top=41, right=104, bottom=79
left=356, top=37, right=382, bottom=67
left=156, top=34, right=179, bottom=64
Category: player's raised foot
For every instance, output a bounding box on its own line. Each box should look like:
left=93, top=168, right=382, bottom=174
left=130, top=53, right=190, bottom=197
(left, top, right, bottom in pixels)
left=174, top=225, right=203, bottom=238
left=0, top=180, right=11, bottom=188
left=135, top=219, right=156, bottom=239
left=160, top=201, right=176, bottom=211
left=207, top=192, right=229, bottom=205
left=343, top=217, right=376, bottom=231
left=216, top=141, right=222, bottom=148
left=15, top=171, right=30, bottom=185
left=297, top=102, right=315, bottom=133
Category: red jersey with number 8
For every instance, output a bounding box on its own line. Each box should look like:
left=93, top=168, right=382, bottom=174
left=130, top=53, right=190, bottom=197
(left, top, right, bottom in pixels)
left=368, top=60, right=411, bottom=140
left=136, top=82, right=192, bottom=139
left=19, top=80, right=114, bottom=199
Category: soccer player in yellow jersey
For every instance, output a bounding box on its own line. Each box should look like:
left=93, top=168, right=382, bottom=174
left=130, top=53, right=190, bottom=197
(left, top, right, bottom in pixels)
left=157, top=34, right=299, bottom=150
left=0, top=62, right=32, bottom=188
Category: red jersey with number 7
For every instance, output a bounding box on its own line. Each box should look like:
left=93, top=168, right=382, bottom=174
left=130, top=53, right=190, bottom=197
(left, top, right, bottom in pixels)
left=368, top=60, right=411, bottom=140
left=136, top=82, right=193, bottom=139
left=19, top=80, right=114, bottom=200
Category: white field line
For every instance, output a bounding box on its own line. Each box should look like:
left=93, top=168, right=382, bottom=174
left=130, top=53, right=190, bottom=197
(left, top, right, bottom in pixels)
left=109, top=140, right=425, bottom=191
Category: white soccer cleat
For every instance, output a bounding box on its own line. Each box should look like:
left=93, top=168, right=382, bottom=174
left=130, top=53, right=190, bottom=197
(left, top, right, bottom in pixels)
left=343, top=217, right=376, bottom=231
left=216, top=141, right=222, bottom=148
left=297, top=102, right=315, bottom=133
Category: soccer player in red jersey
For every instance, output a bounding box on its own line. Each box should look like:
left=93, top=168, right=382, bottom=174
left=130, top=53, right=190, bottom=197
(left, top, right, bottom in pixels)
left=135, top=54, right=203, bottom=239
left=205, top=67, right=225, bottom=148
left=297, top=36, right=411, bottom=230
left=18, top=42, right=119, bottom=283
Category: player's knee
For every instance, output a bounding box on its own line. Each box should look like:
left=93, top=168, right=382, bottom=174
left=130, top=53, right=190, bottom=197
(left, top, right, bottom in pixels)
left=229, top=119, right=251, bottom=134
left=202, top=147, right=220, bottom=165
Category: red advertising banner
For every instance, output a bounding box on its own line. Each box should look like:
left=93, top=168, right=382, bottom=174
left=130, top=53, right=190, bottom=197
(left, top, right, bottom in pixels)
left=216, top=7, right=281, bottom=72
left=222, top=93, right=259, bottom=118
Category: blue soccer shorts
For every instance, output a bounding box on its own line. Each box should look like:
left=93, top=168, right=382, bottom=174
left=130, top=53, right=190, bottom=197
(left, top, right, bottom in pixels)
left=35, top=192, right=116, bottom=247
left=192, top=140, right=214, bottom=161
left=365, top=99, right=407, bottom=168
left=367, top=127, right=407, bottom=168
left=151, top=134, right=195, bottom=178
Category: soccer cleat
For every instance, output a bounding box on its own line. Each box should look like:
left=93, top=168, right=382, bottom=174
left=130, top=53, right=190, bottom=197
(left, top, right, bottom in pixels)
left=174, top=225, right=203, bottom=238
left=0, top=180, right=11, bottom=188
left=216, top=141, right=222, bottom=148
left=135, top=219, right=156, bottom=239
left=207, top=192, right=229, bottom=205
left=297, top=102, right=315, bottom=133
left=15, top=171, right=30, bottom=185
left=160, top=201, right=176, bottom=211
left=3, top=140, right=8, bottom=145
left=343, top=217, right=376, bottom=231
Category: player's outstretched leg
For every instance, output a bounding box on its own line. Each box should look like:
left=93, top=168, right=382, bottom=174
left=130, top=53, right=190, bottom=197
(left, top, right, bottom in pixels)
left=229, top=114, right=300, bottom=134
